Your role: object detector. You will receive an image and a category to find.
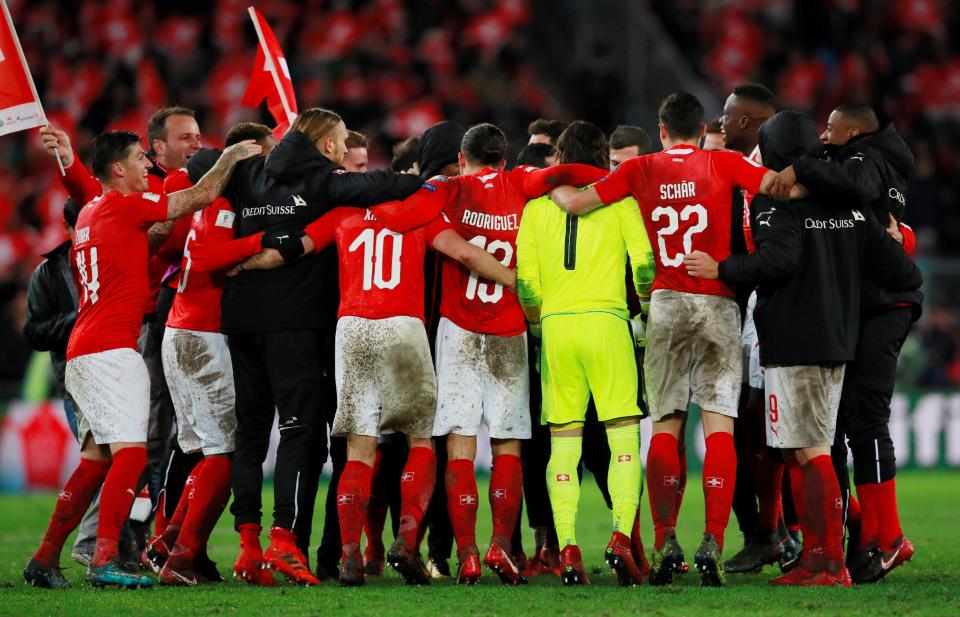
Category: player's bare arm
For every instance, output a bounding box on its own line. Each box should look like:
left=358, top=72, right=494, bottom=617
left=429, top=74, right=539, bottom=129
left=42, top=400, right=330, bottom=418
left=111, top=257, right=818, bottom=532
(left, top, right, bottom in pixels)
left=147, top=221, right=176, bottom=254
left=549, top=185, right=604, bottom=216
left=431, top=229, right=517, bottom=291
left=683, top=250, right=719, bottom=279
left=165, top=140, right=262, bottom=220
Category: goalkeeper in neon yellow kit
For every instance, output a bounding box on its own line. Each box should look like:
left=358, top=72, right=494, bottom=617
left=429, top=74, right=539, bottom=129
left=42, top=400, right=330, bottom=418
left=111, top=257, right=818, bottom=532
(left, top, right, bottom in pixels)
left=516, top=121, right=655, bottom=586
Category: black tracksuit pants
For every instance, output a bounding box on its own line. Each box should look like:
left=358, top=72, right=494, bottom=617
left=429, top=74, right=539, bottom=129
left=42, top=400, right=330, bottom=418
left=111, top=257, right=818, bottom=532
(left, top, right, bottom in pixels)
left=229, top=329, right=332, bottom=545
left=832, top=307, right=913, bottom=513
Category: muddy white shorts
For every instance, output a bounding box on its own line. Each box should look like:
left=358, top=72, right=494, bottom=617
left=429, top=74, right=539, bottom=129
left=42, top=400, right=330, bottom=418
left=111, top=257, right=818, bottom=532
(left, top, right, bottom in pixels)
left=66, top=347, right=150, bottom=445
left=741, top=291, right=765, bottom=389
left=334, top=316, right=437, bottom=439
left=644, top=289, right=742, bottom=421
left=432, top=317, right=531, bottom=439
left=161, top=327, right=237, bottom=455
left=765, top=364, right=846, bottom=449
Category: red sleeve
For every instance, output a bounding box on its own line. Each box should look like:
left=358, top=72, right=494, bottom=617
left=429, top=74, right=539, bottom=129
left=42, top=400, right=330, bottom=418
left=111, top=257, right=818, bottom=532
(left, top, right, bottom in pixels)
left=305, top=207, right=351, bottom=252
left=118, top=191, right=169, bottom=227
left=190, top=207, right=263, bottom=273
left=370, top=176, right=457, bottom=233
left=515, top=164, right=609, bottom=199
left=163, top=168, right=192, bottom=193
left=424, top=213, right=455, bottom=244
left=62, top=155, right=102, bottom=205
left=156, top=216, right=192, bottom=263
left=594, top=157, right=641, bottom=204
left=900, top=222, right=916, bottom=257
left=717, top=151, right=769, bottom=194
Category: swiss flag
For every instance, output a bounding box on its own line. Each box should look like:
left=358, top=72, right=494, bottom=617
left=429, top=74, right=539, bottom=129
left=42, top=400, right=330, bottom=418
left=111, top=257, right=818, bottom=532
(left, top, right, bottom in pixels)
left=241, top=7, right=298, bottom=138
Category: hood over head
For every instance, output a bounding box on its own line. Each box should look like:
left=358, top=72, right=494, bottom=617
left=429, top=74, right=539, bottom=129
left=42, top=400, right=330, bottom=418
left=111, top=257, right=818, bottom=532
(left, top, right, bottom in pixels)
left=417, top=121, right=465, bottom=179
left=758, top=110, right=822, bottom=172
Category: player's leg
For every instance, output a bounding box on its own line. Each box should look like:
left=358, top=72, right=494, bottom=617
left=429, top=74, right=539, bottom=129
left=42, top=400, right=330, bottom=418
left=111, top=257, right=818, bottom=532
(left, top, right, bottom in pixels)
left=363, top=445, right=388, bottom=574
left=25, top=399, right=110, bottom=589
left=377, top=317, right=438, bottom=585
left=316, top=326, right=344, bottom=580
left=541, top=314, right=591, bottom=586
left=847, top=307, right=914, bottom=583
left=480, top=330, right=530, bottom=585
left=337, top=435, right=377, bottom=586
left=767, top=365, right=849, bottom=587
left=160, top=330, right=236, bottom=585
left=432, top=317, right=484, bottom=582
left=262, top=328, right=329, bottom=586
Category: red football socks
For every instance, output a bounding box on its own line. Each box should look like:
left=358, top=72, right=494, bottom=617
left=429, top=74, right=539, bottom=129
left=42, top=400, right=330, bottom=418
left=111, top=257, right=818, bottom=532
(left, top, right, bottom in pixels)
left=754, top=455, right=784, bottom=532
left=33, top=458, right=110, bottom=567
left=676, top=439, right=688, bottom=517
left=801, top=455, right=845, bottom=563
left=397, top=447, right=436, bottom=549
left=647, top=433, right=681, bottom=548
left=92, top=446, right=147, bottom=567
left=338, top=460, right=373, bottom=551
left=161, top=460, right=204, bottom=547
left=446, top=458, right=478, bottom=553
left=874, top=478, right=903, bottom=550
left=172, top=455, right=232, bottom=561
left=856, top=483, right=879, bottom=546
left=702, top=432, right=737, bottom=551
left=489, top=454, right=523, bottom=549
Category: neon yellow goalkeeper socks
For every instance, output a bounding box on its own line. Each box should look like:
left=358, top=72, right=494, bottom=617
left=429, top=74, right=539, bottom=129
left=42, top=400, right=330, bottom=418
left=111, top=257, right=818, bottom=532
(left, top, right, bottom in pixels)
left=546, top=434, right=582, bottom=547
left=606, top=422, right=641, bottom=534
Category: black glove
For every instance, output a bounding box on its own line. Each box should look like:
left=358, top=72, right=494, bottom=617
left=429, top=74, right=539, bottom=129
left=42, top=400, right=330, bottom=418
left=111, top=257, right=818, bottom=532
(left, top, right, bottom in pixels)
left=262, top=230, right=306, bottom=263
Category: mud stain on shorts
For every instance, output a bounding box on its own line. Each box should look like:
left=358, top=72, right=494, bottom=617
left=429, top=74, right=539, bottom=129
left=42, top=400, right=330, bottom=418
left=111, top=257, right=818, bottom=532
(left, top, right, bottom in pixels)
left=484, top=334, right=526, bottom=384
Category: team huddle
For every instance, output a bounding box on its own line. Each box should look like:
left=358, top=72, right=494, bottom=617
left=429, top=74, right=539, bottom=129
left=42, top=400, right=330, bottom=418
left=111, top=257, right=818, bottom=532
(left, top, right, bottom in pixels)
left=21, top=82, right=922, bottom=591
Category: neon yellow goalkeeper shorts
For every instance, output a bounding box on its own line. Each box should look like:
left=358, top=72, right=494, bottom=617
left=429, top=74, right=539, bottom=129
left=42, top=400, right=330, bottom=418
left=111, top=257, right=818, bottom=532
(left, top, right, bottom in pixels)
left=539, top=311, right=641, bottom=426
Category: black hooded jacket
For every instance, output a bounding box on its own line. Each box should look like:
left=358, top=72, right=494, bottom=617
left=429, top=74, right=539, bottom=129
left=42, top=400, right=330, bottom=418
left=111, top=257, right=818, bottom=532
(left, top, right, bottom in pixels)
left=189, top=130, right=422, bottom=334
left=717, top=111, right=923, bottom=365
left=792, top=123, right=921, bottom=314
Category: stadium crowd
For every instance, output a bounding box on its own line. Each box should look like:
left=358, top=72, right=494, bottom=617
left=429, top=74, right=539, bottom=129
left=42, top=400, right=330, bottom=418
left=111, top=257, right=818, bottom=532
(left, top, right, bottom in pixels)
left=0, top=0, right=943, bottom=595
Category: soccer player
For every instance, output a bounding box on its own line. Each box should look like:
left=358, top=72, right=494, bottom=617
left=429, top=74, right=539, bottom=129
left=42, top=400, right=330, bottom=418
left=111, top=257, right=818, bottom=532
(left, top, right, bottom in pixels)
left=608, top=125, right=652, bottom=170
left=40, top=108, right=204, bottom=566
left=517, top=121, right=655, bottom=586
left=141, top=123, right=278, bottom=586
left=684, top=110, right=922, bottom=586
left=719, top=83, right=799, bottom=574
left=189, top=108, right=423, bottom=586
left=343, top=130, right=369, bottom=172
left=528, top=119, right=568, bottom=166
left=768, top=102, right=921, bottom=583
left=370, top=123, right=609, bottom=585
left=550, top=92, right=778, bottom=587
left=701, top=118, right=725, bottom=151
left=22, top=130, right=260, bottom=589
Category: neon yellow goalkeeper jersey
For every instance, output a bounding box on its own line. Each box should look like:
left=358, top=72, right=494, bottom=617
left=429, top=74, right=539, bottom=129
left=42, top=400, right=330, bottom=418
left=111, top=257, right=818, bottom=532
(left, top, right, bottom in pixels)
left=516, top=193, right=655, bottom=320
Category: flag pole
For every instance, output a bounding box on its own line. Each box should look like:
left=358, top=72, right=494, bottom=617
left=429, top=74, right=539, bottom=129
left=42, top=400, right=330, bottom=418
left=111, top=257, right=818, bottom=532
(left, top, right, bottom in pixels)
left=0, top=0, right=63, bottom=175
left=247, top=7, right=296, bottom=126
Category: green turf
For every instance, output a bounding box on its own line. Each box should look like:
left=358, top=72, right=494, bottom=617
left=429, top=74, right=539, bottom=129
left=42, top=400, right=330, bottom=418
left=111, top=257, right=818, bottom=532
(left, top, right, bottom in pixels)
left=0, top=471, right=957, bottom=616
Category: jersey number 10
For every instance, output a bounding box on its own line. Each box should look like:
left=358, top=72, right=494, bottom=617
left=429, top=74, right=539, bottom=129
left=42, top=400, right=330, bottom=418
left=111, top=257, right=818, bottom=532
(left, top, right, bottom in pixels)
left=651, top=204, right=708, bottom=267
left=349, top=228, right=403, bottom=291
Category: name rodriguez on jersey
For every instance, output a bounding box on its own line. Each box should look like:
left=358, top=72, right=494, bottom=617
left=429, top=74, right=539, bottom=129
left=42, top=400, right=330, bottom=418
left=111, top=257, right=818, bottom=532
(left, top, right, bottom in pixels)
left=460, top=209, right=518, bottom=231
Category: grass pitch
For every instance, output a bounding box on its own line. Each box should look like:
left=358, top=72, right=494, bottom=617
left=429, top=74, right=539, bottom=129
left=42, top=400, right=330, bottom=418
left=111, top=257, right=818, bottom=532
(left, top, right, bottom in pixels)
left=0, top=471, right=957, bottom=616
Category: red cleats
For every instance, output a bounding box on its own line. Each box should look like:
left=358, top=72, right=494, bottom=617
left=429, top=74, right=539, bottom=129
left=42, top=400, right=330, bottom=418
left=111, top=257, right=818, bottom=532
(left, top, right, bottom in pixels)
left=233, top=544, right=275, bottom=586
left=483, top=542, right=527, bottom=586
left=263, top=527, right=320, bottom=586
left=141, top=535, right=169, bottom=574
left=159, top=550, right=198, bottom=587
left=801, top=568, right=852, bottom=587
left=559, top=545, right=590, bottom=586
left=857, top=536, right=915, bottom=583
left=605, top=532, right=646, bottom=586
left=340, top=543, right=365, bottom=587
left=455, top=548, right=482, bottom=585
left=364, top=537, right=385, bottom=576
left=523, top=543, right=562, bottom=577
left=771, top=548, right=851, bottom=587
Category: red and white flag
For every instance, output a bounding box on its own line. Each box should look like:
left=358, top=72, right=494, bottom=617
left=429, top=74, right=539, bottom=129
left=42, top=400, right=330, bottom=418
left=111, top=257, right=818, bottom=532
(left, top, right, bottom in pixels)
left=0, top=0, right=46, bottom=137
left=241, top=6, right=298, bottom=139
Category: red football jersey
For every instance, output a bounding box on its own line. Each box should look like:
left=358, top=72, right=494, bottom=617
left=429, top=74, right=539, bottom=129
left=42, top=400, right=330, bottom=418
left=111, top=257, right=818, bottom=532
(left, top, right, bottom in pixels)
left=166, top=198, right=261, bottom=333
left=67, top=190, right=169, bottom=360
left=595, top=145, right=769, bottom=298
left=373, top=164, right=608, bottom=335
left=305, top=207, right=451, bottom=322
left=741, top=145, right=762, bottom=253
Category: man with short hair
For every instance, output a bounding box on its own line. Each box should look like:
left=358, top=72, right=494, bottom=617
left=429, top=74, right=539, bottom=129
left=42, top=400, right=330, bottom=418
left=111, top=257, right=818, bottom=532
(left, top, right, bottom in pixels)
left=702, top=119, right=725, bottom=151
left=528, top=119, right=568, bottom=166
left=608, top=125, right=652, bottom=170
left=23, top=130, right=259, bottom=590
left=344, top=130, right=369, bottom=172
left=550, top=92, right=778, bottom=587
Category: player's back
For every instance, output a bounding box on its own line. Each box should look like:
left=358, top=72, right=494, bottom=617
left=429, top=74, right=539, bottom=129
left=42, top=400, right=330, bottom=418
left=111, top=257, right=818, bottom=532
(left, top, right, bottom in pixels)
left=68, top=190, right=167, bottom=360
left=618, top=147, right=765, bottom=298
left=518, top=194, right=651, bottom=319
left=438, top=168, right=529, bottom=336
left=329, top=207, right=433, bottom=322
